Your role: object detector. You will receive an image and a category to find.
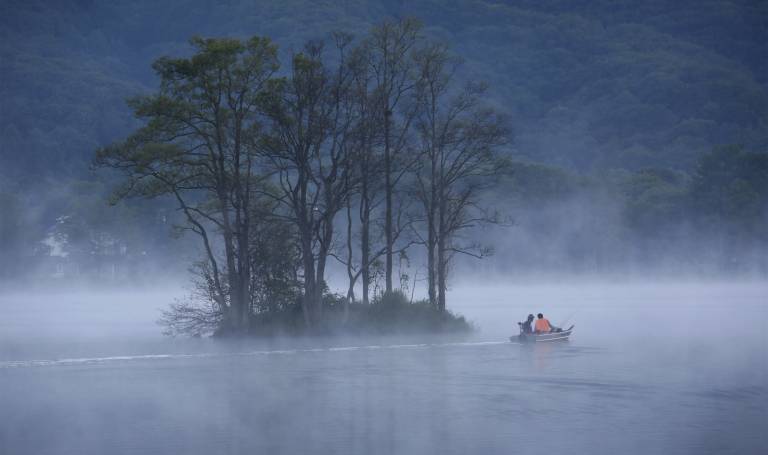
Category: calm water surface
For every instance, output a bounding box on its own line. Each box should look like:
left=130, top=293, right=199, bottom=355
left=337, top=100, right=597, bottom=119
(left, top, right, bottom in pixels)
left=0, top=283, right=766, bottom=454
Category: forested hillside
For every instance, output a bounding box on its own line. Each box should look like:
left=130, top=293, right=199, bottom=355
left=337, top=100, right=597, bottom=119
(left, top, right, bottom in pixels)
left=1, top=1, right=766, bottom=285
left=2, top=0, right=766, bottom=180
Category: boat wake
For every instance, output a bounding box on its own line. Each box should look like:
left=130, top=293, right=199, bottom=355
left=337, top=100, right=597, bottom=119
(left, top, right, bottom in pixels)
left=0, top=340, right=510, bottom=369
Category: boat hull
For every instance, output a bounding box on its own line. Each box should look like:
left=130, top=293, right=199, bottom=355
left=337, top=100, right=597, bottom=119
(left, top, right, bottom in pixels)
left=510, top=325, right=574, bottom=343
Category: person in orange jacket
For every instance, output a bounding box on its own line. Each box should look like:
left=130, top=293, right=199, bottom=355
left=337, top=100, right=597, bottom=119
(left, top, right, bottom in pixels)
left=534, top=313, right=560, bottom=333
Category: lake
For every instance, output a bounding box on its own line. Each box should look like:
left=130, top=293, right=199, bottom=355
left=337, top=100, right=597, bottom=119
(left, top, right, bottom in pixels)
left=1, top=282, right=766, bottom=454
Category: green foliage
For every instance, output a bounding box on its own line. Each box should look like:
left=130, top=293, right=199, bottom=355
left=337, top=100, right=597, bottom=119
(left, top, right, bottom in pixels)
left=689, top=145, right=768, bottom=236
left=498, top=160, right=589, bottom=205
left=375, top=289, right=411, bottom=307
left=620, top=168, right=689, bottom=234
left=249, top=203, right=302, bottom=314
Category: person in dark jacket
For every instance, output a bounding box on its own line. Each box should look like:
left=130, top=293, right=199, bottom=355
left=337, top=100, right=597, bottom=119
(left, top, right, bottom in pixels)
left=519, top=314, right=535, bottom=334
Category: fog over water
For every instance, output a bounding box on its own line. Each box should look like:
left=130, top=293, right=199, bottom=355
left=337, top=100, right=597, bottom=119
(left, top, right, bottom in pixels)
left=1, top=282, right=765, bottom=454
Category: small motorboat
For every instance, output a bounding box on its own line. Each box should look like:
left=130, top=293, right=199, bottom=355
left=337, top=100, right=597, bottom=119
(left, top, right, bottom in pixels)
left=510, top=325, right=574, bottom=343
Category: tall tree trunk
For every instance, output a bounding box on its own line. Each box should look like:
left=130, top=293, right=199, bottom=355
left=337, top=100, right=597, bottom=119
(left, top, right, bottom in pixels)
left=234, top=176, right=250, bottom=330
left=345, top=196, right=355, bottom=321
left=237, top=227, right=251, bottom=330
left=301, top=229, right=315, bottom=327
left=384, top=109, right=393, bottom=293
left=220, top=202, right=243, bottom=330
left=427, top=207, right=437, bottom=307
left=437, top=226, right=447, bottom=312
left=437, top=187, right=447, bottom=312
left=427, top=144, right=438, bottom=307
left=315, top=212, right=334, bottom=320
left=437, top=245, right=447, bottom=312
left=360, top=179, right=371, bottom=305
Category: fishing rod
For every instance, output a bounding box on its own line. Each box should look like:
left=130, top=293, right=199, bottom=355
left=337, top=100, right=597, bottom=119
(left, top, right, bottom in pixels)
left=557, top=310, right=578, bottom=329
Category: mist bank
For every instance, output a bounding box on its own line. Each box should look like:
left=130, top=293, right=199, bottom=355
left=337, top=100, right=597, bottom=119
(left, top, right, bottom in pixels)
left=1, top=280, right=763, bottom=349
left=3, top=145, right=766, bottom=289
left=478, top=146, right=768, bottom=277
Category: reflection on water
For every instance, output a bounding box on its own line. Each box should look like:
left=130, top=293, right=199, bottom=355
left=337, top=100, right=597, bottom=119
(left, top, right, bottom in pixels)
left=0, top=283, right=766, bottom=455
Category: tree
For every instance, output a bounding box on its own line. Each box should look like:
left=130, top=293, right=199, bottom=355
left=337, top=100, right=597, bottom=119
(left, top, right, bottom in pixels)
left=366, top=17, right=423, bottom=293
left=96, top=36, right=279, bottom=331
left=247, top=196, right=301, bottom=315
left=413, top=44, right=508, bottom=311
left=259, top=36, right=357, bottom=327
left=339, top=42, right=384, bottom=306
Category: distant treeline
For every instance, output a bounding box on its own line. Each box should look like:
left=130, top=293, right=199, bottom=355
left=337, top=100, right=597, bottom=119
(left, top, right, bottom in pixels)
left=3, top=145, right=765, bottom=289
left=484, top=145, right=768, bottom=275
left=0, top=179, right=193, bottom=285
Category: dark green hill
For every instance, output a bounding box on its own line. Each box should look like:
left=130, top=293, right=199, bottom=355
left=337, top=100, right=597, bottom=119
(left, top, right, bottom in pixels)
left=1, top=0, right=766, bottom=180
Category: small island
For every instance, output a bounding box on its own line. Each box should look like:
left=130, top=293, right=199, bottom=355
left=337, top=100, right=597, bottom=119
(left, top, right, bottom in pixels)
left=97, top=19, right=504, bottom=336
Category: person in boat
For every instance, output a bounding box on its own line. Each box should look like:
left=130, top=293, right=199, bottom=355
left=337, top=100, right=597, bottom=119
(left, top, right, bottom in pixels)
left=518, top=314, right=535, bottom=334
left=534, top=313, right=561, bottom=333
